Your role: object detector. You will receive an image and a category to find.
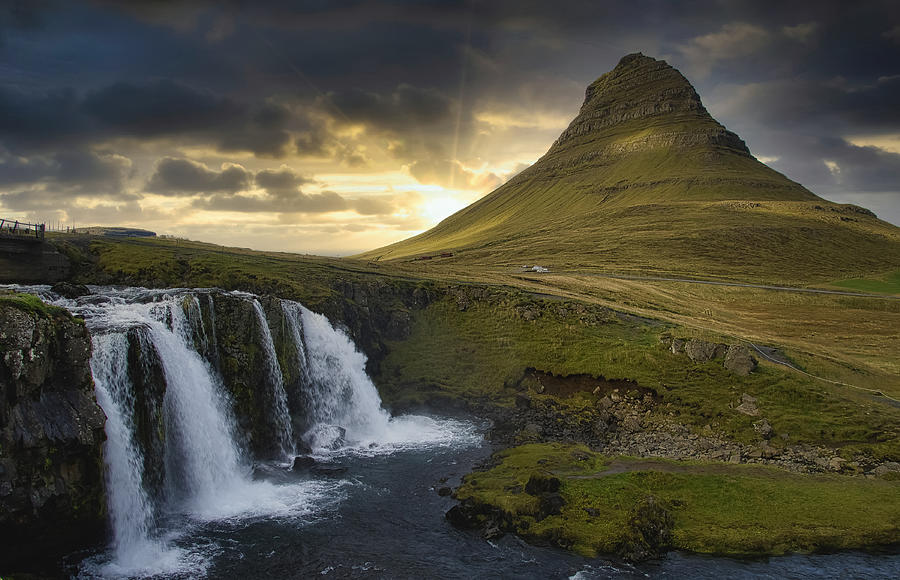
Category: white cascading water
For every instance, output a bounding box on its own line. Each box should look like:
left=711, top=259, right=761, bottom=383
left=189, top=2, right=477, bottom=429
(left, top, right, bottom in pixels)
left=90, top=331, right=185, bottom=575
left=154, top=302, right=247, bottom=514
left=294, top=303, right=477, bottom=453
left=250, top=299, right=295, bottom=458
left=0, top=284, right=480, bottom=577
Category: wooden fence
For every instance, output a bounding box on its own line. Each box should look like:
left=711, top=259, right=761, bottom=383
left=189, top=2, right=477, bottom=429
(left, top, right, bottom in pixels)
left=0, top=219, right=45, bottom=241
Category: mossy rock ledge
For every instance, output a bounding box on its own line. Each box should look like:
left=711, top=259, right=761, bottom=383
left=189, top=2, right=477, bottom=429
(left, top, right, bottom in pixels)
left=0, top=295, right=107, bottom=572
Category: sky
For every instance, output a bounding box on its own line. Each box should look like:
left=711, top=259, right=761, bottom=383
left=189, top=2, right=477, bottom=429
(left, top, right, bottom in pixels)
left=1, top=0, right=899, bottom=255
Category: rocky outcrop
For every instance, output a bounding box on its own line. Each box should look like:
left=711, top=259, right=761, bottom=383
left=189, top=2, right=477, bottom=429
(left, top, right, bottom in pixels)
left=724, top=345, right=758, bottom=376
left=0, top=297, right=106, bottom=569
left=548, top=53, right=750, bottom=156
left=663, top=336, right=757, bottom=375
left=616, top=496, right=674, bottom=562
left=208, top=293, right=304, bottom=458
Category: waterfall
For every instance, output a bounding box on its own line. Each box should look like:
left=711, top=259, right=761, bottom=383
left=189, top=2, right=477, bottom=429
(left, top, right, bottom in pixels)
left=295, top=305, right=393, bottom=449
left=250, top=299, right=295, bottom=458
left=90, top=332, right=172, bottom=571
left=154, top=304, right=247, bottom=513
left=16, top=285, right=480, bottom=577
left=70, top=290, right=324, bottom=576
left=288, top=302, right=473, bottom=454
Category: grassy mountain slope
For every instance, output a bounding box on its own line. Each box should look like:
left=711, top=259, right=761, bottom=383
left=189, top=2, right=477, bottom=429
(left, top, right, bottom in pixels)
left=360, top=54, right=900, bottom=283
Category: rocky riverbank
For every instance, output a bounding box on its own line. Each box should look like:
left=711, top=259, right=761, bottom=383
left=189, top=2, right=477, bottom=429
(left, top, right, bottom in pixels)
left=477, top=378, right=899, bottom=478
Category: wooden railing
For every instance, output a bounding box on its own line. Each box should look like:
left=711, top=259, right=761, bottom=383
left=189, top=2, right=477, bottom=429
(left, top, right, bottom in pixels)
left=0, top=218, right=45, bottom=241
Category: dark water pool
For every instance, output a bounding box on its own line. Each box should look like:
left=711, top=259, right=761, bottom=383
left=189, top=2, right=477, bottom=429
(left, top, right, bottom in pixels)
left=68, top=418, right=899, bottom=579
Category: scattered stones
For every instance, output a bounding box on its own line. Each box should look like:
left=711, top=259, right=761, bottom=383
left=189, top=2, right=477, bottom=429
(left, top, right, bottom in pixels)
left=483, top=374, right=868, bottom=477
left=828, top=457, right=846, bottom=471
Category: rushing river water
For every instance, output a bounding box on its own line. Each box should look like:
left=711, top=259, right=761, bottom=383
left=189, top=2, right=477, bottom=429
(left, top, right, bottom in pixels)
left=5, top=285, right=899, bottom=578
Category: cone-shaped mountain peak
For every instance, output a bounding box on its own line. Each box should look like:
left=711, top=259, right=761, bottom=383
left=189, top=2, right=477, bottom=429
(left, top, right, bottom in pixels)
left=359, top=54, right=900, bottom=282
left=549, top=53, right=749, bottom=156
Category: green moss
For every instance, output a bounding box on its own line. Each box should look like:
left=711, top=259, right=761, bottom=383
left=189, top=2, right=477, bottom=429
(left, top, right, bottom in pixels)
left=456, top=443, right=900, bottom=558
left=0, top=292, right=69, bottom=317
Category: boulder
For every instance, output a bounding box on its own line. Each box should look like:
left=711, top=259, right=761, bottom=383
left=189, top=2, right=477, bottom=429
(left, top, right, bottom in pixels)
left=292, top=455, right=317, bottom=470
left=538, top=492, right=565, bottom=519
left=525, top=473, right=561, bottom=495
left=736, top=393, right=760, bottom=416
left=684, top=339, right=722, bottom=362
left=753, top=418, right=773, bottom=439
left=311, top=465, right=348, bottom=478
left=616, top=495, right=674, bottom=562
left=873, top=462, right=900, bottom=477
left=50, top=282, right=90, bottom=299
left=445, top=503, right=480, bottom=529
left=515, top=392, right=532, bottom=409
left=724, top=345, right=757, bottom=376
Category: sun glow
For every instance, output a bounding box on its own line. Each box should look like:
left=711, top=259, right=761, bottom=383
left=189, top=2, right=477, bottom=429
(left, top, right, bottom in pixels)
left=421, top=194, right=468, bottom=224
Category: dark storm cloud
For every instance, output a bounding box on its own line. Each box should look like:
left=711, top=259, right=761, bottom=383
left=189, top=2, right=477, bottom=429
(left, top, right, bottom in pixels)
left=769, top=137, right=900, bottom=194
left=0, top=150, right=131, bottom=194
left=147, top=158, right=252, bottom=195
left=190, top=188, right=398, bottom=215
left=714, top=76, right=900, bottom=135
left=193, top=190, right=348, bottom=214
left=326, top=84, right=455, bottom=133
left=255, top=167, right=313, bottom=197
left=0, top=87, right=87, bottom=148
left=0, top=81, right=295, bottom=157
left=82, top=80, right=242, bottom=136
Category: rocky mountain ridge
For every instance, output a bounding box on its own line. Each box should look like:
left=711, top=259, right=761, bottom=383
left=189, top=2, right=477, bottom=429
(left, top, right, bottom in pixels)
left=548, top=53, right=749, bottom=156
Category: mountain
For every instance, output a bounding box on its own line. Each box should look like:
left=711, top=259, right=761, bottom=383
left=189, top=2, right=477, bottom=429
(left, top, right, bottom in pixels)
left=360, top=53, right=900, bottom=283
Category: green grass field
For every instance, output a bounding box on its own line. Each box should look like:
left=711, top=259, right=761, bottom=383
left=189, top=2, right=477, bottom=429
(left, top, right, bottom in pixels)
left=455, top=443, right=900, bottom=557
left=832, top=270, right=900, bottom=295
